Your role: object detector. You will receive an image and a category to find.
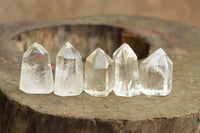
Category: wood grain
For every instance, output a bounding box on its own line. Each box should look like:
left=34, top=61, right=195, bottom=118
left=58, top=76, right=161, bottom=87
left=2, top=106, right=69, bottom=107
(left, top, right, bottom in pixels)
left=0, top=0, right=200, bottom=27
left=0, top=15, right=200, bottom=133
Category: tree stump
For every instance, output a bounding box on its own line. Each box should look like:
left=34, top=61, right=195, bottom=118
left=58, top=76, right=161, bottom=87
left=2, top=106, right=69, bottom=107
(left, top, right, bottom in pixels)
left=0, top=15, right=200, bottom=133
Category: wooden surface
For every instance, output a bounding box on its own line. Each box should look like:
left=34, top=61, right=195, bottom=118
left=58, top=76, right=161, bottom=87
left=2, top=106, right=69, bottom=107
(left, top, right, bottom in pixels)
left=0, top=0, right=200, bottom=27
left=0, top=15, right=200, bottom=133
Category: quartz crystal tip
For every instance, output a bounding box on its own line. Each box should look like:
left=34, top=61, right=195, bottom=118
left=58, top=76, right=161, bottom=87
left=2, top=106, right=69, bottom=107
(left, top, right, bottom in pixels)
left=113, top=43, right=137, bottom=58
left=19, top=42, right=54, bottom=94
left=138, top=48, right=173, bottom=96
left=84, top=48, right=113, bottom=97
left=112, top=43, right=140, bottom=97
left=65, top=41, right=73, bottom=48
left=54, top=42, right=83, bottom=96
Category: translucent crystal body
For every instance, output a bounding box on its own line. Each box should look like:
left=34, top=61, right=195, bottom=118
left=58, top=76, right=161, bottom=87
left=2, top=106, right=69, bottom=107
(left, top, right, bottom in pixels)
left=54, top=42, right=83, bottom=96
left=19, top=43, right=54, bottom=94
left=84, top=48, right=113, bottom=97
left=112, top=43, right=140, bottom=97
left=138, top=48, right=173, bottom=96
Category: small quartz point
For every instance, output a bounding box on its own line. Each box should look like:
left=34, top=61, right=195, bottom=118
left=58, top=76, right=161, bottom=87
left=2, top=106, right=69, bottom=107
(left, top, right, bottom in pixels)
left=138, top=48, right=173, bottom=96
left=19, top=43, right=54, bottom=94
left=84, top=48, right=113, bottom=97
left=112, top=43, right=140, bottom=97
left=54, top=42, right=83, bottom=96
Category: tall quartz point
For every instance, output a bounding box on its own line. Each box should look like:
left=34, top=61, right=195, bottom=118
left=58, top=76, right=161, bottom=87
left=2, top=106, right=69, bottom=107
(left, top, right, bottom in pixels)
left=112, top=43, right=140, bottom=97
left=19, top=43, right=54, bottom=94
left=138, top=48, right=173, bottom=96
left=54, top=42, right=83, bottom=96
left=84, top=48, right=113, bottom=97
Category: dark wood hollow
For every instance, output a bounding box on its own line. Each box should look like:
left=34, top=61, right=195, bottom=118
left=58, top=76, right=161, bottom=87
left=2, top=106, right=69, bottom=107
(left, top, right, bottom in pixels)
left=12, top=24, right=150, bottom=63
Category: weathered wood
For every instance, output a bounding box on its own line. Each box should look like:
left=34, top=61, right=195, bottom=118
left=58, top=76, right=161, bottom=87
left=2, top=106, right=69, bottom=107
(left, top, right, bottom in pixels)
left=1, top=0, right=200, bottom=27
left=0, top=15, right=200, bottom=133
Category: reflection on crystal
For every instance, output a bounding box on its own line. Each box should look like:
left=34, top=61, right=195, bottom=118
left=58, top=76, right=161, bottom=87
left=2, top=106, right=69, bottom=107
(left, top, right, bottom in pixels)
left=84, top=48, right=113, bottom=97
left=54, top=42, right=83, bottom=96
left=112, top=43, right=140, bottom=97
left=19, top=42, right=54, bottom=94
left=138, top=48, right=173, bottom=96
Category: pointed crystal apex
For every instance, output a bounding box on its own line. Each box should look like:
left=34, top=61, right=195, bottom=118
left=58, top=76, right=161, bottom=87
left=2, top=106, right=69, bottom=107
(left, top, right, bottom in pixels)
left=58, top=42, right=81, bottom=59
left=87, top=48, right=112, bottom=69
left=112, top=43, right=140, bottom=97
left=143, top=48, right=172, bottom=67
left=23, top=42, right=48, bottom=58
left=65, top=41, right=73, bottom=48
left=19, top=42, right=54, bottom=94
left=138, top=48, right=173, bottom=96
left=54, top=42, right=83, bottom=96
left=84, top=48, right=113, bottom=97
left=153, top=48, right=167, bottom=55
left=113, top=43, right=137, bottom=59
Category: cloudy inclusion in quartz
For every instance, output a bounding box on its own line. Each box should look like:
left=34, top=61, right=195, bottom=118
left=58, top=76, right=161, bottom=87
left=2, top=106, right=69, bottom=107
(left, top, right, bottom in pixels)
left=138, top=48, right=173, bottom=96
left=84, top=48, right=113, bottom=97
left=112, top=43, right=140, bottom=97
left=54, top=42, right=83, bottom=96
left=19, top=43, right=54, bottom=94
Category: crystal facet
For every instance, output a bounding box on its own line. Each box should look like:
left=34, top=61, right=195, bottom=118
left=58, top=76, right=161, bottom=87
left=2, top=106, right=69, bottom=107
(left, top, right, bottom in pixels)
left=138, top=48, right=173, bottom=96
left=54, top=42, right=83, bottom=96
left=19, top=43, right=54, bottom=94
left=112, top=43, right=140, bottom=97
left=84, top=48, right=113, bottom=97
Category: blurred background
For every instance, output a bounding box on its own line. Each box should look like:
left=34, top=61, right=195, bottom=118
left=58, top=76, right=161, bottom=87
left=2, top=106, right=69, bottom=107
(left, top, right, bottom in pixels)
left=0, top=0, right=199, bottom=27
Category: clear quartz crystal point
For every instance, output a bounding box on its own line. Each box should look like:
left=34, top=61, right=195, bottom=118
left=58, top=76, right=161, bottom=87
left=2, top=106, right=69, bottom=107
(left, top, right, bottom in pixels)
left=138, top=48, right=173, bottom=96
left=19, top=42, right=54, bottom=94
left=84, top=48, right=113, bottom=97
left=112, top=43, right=140, bottom=97
left=54, top=42, right=83, bottom=96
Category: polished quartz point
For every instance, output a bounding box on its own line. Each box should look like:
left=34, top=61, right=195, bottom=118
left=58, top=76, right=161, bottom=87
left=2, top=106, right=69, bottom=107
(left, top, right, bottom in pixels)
left=112, top=43, right=140, bottom=97
left=19, top=42, right=54, bottom=94
left=138, top=48, right=173, bottom=96
left=84, top=48, right=113, bottom=97
left=54, top=42, right=83, bottom=96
